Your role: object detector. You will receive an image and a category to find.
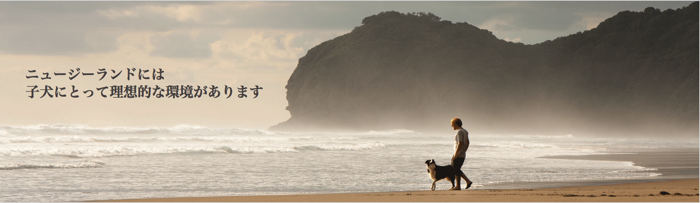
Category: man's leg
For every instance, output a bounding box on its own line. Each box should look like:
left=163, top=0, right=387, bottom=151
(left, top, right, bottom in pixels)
left=460, top=172, right=473, bottom=189
left=456, top=158, right=473, bottom=189
left=449, top=173, right=461, bottom=190
left=450, top=158, right=465, bottom=190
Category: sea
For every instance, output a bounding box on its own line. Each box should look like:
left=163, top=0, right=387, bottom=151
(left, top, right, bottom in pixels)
left=0, top=124, right=697, bottom=202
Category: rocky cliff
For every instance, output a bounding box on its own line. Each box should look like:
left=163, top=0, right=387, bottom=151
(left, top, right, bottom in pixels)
left=271, top=3, right=698, bottom=138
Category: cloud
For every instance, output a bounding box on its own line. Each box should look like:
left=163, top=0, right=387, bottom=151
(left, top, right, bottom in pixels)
left=475, top=2, right=579, bottom=32
left=511, top=10, right=580, bottom=32
left=0, top=27, right=119, bottom=56
left=478, top=16, right=517, bottom=33
left=98, top=8, right=139, bottom=20
left=214, top=31, right=302, bottom=62
left=577, top=12, right=618, bottom=30
left=0, top=1, right=693, bottom=54
left=469, top=1, right=692, bottom=44
left=503, top=37, right=522, bottom=43
left=133, top=4, right=203, bottom=22
left=0, top=2, right=131, bottom=55
left=209, top=29, right=347, bottom=71
left=0, top=2, right=207, bottom=56
left=149, top=30, right=216, bottom=59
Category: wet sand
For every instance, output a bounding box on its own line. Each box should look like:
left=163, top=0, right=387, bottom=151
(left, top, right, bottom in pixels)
left=94, top=179, right=699, bottom=202
left=543, top=147, right=698, bottom=179
left=483, top=147, right=699, bottom=189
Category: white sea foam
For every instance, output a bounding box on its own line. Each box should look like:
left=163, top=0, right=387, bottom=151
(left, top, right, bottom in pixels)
left=0, top=136, right=314, bottom=143
left=0, top=161, right=105, bottom=170
left=0, top=124, right=276, bottom=136
left=513, top=134, right=575, bottom=139
left=474, top=142, right=560, bottom=149
left=330, top=137, right=360, bottom=140
left=0, top=142, right=387, bottom=158
left=362, top=129, right=416, bottom=135
left=216, top=146, right=299, bottom=154
left=295, top=143, right=386, bottom=151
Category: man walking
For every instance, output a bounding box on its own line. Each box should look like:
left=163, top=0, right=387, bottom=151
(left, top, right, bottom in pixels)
left=450, top=117, right=473, bottom=190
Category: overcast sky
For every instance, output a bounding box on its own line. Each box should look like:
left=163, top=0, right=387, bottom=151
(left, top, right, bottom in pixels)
left=0, top=1, right=692, bottom=130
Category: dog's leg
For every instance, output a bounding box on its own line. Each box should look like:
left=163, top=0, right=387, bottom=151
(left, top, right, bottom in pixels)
left=447, top=177, right=455, bottom=188
left=431, top=181, right=437, bottom=191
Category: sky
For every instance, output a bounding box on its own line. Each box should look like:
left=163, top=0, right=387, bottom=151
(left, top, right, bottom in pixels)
left=0, top=1, right=693, bottom=130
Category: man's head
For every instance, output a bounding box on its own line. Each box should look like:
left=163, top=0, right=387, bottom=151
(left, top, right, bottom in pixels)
left=451, top=118, right=462, bottom=130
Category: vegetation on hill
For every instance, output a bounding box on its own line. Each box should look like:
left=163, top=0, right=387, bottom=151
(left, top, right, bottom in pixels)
left=272, top=3, right=698, bottom=138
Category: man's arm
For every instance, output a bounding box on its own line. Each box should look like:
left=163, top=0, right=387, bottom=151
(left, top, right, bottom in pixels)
left=464, top=139, right=469, bottom=152
left=453, top=141, right=464, bottom=159
left=453, top=131, right=470, bottom=159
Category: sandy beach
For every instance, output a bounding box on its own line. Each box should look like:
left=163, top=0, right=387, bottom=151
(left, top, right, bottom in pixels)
left=96, top=178, right=698, bottom=202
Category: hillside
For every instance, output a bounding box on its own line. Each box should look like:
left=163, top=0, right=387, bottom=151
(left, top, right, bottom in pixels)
left=271, top=3, right=699, bottom=138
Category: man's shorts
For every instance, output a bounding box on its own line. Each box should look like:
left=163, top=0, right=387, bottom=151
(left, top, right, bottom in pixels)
left=452, top=157, right=465, bottom=173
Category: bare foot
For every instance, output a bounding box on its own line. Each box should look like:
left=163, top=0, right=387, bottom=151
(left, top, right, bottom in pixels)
left=466, top=181, right=473, bottom=189
left=449, top=187, right=461, bottom=190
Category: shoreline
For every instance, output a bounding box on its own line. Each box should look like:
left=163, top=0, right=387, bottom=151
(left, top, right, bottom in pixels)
left=93, top=178, right=699, bottom=202
left=542, top=147, right=699, bottom=178
left=480, top=147, right=699, bottom=190
left=91, top=147, right=699, bottom=202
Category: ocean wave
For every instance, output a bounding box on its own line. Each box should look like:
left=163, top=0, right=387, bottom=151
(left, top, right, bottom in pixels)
left=0, top=124, right=276, bottom=136
left=0, top=125, right=421, bottom=140
left=611, top=168, right=659, bottom=173
left=474, top=142, right=560, bottom=149
left=0, top=146, right=256, bottom=158
left=216, top=146, right=299, bottom=154
left=0, top=143, right=386, bottom=158
left=215, top=143, right=385, bottom=153
left=384, top=142, right=451, bottom=147
left=273, top=129, right=418, bottom=137
left=362, top=129, right=417, bottom=135
left=295, top=143, right=386, bottom=151
left=0, top=161, right=105, bottom=170
left=330, top=137, right=360, bottom=140
left=610, top=164, right=659, bottom=173
left=477, top=134, right=576, bottom=140
left=0, top=136, right=313, bottom=144
left=513, top=134, right=575, bottom=139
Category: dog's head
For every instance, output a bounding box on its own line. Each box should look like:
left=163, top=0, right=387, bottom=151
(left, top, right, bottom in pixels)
left=425, top=159, right=436, bottom=170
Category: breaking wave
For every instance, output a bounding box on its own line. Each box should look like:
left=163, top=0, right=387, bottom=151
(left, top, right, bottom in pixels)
left=0, top=124, right=275, bottom=136
left=0, top=161, right=105, bottom=170
left=474, top=142, right=560, bottom=149
left=0, top=143, right=387, bottom=158
left=0, top=136, right=314, bottom=144
left=0, top=125, right=417, bottom=137
left=294, top=143, right=386, bottom=151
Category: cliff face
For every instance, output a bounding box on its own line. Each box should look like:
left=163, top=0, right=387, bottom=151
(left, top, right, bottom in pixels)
left=271, top=3, right=699, bottom=138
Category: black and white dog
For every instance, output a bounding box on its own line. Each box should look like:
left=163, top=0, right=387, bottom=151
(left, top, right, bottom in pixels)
left=425, top=159, right=459, bottom=191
